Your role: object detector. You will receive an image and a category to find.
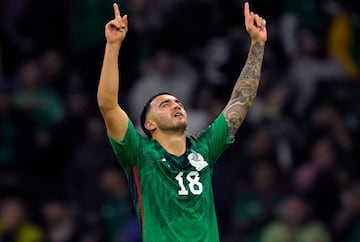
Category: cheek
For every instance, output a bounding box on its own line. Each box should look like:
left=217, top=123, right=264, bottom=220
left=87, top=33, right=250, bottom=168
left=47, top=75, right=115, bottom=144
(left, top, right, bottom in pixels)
left=153, top=110, right=170, bottom=123
left=182, top=111, right=188, bottom=121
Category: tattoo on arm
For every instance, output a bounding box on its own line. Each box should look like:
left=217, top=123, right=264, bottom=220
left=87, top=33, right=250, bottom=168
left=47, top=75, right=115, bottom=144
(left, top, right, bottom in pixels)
left=223, top=41, right=264, bottom=138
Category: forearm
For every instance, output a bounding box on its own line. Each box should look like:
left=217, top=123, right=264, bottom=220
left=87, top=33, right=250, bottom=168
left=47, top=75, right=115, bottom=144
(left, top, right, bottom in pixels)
left=223, top=41, right=265, bottom=137
left=97, top=43, right=122, bottom=109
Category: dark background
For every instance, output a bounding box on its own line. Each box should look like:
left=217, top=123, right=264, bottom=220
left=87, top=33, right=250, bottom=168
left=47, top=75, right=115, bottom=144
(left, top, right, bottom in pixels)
left=0, top=0, right=360, bottom=241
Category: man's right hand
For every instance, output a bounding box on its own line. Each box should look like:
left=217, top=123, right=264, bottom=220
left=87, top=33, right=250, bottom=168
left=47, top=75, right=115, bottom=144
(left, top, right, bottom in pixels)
left=105, top=3, right=128, bottom=45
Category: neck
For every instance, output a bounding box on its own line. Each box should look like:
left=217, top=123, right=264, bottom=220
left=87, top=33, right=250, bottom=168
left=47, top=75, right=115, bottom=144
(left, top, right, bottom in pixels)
left=153, top=131, right=186, bottom=156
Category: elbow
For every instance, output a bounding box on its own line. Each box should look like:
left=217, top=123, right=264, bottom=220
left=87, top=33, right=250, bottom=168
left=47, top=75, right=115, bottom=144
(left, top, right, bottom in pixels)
left=97, top=92, right=106, bottom=109
left=97, top=92, right=117, bottom=111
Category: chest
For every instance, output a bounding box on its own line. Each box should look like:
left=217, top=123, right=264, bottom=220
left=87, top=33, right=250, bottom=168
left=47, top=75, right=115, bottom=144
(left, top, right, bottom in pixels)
left=140, top=149, right=212, bottom=198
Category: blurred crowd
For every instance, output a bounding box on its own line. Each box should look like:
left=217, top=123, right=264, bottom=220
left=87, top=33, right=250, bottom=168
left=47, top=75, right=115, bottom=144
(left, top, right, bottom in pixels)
left=0, top=0, right=360, bottom=241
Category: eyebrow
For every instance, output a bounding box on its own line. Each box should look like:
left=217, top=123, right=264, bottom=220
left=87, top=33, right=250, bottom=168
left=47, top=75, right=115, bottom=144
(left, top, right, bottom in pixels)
left=158, top=98, right=182, bottom=108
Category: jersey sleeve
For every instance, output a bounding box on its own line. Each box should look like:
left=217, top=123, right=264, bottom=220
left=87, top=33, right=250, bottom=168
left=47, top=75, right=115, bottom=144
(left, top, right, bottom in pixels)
left=107, top=119, right=143, bottom=168
left=196, top=113, right=234, bottom=166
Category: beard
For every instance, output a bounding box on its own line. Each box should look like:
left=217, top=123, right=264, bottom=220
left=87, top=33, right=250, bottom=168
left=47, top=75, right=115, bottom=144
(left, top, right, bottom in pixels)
left=159, top=119, right=187, bottom=133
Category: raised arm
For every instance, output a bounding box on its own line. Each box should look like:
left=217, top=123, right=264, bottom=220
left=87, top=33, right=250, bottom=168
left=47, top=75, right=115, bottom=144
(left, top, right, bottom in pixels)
left=97, top=3, right=129, bottom=142
left=223, top=2, right=267, bottom=138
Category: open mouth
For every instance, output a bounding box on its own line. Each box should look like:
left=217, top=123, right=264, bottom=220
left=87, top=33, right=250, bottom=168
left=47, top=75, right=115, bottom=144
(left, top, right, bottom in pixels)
left=174, top=112, right=183, bottom=118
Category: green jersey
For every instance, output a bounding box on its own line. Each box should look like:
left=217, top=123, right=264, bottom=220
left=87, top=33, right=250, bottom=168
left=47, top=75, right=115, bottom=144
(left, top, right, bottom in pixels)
left=108, top=113, right=233, bottom=242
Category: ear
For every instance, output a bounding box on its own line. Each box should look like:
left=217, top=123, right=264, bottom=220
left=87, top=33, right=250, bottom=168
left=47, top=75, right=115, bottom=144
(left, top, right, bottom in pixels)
left=144, top=120, right=156, bottom=133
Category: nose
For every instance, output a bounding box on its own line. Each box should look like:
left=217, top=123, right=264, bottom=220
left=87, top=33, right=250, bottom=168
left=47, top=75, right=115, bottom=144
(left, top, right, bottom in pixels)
left=173, top=105, right=180, bottom=111
left=173, top=102, right=181, bottom=110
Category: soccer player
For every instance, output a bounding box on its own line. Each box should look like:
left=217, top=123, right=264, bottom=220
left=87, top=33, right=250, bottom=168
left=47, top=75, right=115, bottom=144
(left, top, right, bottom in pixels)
left=97, top=2, right=267, bottom=241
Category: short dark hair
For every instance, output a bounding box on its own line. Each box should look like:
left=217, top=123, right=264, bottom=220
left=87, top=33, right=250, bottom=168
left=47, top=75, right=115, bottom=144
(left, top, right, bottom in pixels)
left=140, top=92, right=173, bottom=137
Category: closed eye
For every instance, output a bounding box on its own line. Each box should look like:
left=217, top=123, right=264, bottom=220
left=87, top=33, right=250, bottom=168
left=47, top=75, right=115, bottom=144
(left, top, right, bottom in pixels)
left=159, top=100, right=170, bottom=108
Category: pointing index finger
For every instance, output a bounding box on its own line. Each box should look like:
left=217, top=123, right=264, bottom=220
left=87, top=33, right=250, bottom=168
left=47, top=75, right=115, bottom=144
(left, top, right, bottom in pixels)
left=113, top=3, right=121, bottom=19
left=244, top=1, right=250, bottom=17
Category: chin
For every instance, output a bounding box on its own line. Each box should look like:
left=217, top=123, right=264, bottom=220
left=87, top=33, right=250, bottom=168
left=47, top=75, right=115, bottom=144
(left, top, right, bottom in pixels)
left=178, top=121, right=187, bottom=129
left=174, top=123, right=187, bottom=132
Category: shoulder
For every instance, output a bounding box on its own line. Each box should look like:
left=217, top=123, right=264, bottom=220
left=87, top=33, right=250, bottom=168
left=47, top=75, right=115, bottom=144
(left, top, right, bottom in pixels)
left=195, top=113, right=227, bottom=136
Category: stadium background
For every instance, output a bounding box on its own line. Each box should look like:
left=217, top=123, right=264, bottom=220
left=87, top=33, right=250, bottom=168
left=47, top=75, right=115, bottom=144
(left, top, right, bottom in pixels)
left=0, top=0, right=359, bottom=241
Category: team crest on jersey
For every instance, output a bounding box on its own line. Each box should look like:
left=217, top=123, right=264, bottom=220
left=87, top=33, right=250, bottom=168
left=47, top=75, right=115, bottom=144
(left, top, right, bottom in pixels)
left=188, top=150, right=208, bottom=171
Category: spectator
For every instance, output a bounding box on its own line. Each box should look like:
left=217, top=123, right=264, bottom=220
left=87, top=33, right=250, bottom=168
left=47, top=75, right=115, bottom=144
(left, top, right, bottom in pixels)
left=326, top=1, right=360, bottom=80
left=10, top=58, right=65, bottom=188
left=0, top=77, right=35, bottom=167
left=0, top=197, right=44, bottom=242
left=41, top=199, right=80, bottom=242
left=38, top=49, right=70, bottom=95
left=333, top=181, right=360, bottom=242
left=50, top=87, right=90, bottom=191
left=286, top=27, right=346, bottom=115
left=262, top=193, right=331, bottom=242
left=128, top=49, right=198, bottom=128
left=229, top=161, right=283, bottom=242
left=99, top=166, right=141, bottom=242
left=11, top=59, right=65, bottom=131
left=67, top=116, right=117, bottom=226
left=293, top=136, right=341, bottom=227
